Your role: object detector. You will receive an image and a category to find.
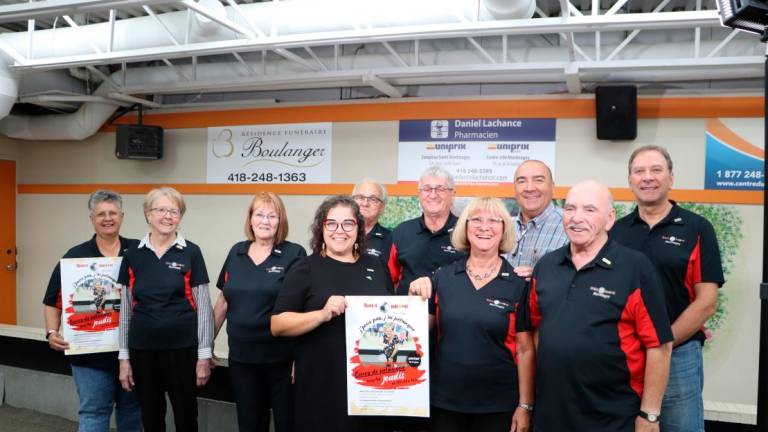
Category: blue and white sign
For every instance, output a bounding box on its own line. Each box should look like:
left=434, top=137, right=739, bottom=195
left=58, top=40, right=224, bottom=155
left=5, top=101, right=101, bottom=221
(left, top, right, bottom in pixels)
left=398, top=119, right=556, bottom=184
left=704, top=121, right=764, bottom=191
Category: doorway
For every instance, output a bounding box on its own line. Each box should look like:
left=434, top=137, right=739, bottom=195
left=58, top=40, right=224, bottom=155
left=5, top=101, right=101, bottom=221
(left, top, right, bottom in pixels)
left=0, top=159, right=16, bottom=324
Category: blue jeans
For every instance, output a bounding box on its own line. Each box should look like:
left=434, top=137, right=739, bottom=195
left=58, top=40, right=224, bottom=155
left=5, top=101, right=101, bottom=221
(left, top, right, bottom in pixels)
left=71, top=365, right=142, bottom=432
left=660, top=341, right=704, bottom=432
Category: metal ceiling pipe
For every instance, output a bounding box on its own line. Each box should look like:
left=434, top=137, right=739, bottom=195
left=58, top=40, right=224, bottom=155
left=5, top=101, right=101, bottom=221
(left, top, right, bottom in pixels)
left=0, top=0, right=537, bottom=140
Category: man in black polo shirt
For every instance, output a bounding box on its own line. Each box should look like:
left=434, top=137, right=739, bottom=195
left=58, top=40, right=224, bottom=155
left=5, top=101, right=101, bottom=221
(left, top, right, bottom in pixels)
left=352, top=178, right=392, bottom=268
left=388, top=166, right=465, bottom=293
left=518, top=180, right=673, bottom=432
left=611, top=145, right=724, bottom=432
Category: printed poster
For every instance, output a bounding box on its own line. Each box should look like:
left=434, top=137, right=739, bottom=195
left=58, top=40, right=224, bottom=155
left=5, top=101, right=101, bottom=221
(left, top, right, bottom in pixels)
left=704, top=118, right=764, bottom=191
left=345, top=296, right=429, bottom=417
left=207, top=122, right=332, bottom=184
left=60, top=257, right=122, bottom=355
left=398, top=118, right=556, bottom=184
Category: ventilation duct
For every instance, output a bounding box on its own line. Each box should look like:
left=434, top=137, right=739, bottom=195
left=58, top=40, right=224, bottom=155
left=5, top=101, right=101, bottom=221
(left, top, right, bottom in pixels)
left=0, top=0, right=537, bottom=140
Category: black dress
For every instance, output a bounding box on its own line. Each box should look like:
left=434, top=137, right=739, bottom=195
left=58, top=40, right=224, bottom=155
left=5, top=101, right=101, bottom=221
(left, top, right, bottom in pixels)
left=273, top=253, right=393, bottom=432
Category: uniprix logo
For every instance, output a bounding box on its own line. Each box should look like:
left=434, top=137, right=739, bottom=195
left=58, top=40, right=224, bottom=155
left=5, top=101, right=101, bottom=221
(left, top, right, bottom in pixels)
left=425, top=143, right=466, bottom=152
left=487, top=143, right=530, bottom=153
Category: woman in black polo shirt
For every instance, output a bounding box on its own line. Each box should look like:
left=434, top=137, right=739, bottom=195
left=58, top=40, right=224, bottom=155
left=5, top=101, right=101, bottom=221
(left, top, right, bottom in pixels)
left=271, top=196, right=393, bottom=432
left=117, top=187, right=214, bottom=432
left=409, top=197, right=535, bottom=432
left=213, top=192, right=306, bottom=432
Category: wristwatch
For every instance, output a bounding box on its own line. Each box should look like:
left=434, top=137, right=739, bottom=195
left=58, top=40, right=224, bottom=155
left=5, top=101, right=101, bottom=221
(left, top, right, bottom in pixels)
left=45, top=329, right=57, bottom=340
left=638, top=410, right=660, bottom=423
left=518, top=403, right=534, bottom=412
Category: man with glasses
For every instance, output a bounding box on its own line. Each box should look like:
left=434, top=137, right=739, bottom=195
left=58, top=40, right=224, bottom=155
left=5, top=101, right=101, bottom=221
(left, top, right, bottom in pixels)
left=351, top=178, right=392, bottom=267
left=504, top=160, right=568, bottom=278
left=388, top=166, right=465, bottom=294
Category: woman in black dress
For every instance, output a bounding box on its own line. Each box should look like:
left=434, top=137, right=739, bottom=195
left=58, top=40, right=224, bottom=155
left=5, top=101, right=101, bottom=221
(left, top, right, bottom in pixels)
left=271, top=196, right=393, bottom=432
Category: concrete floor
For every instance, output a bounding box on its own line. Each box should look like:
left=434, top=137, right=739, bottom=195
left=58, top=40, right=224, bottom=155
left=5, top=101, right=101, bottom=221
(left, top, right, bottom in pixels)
left=0, top=404, right=79, bottom=432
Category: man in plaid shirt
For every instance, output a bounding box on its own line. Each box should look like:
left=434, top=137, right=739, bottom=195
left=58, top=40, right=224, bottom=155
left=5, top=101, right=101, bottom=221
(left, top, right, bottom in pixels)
left=505, top=160, right=568, bottom=278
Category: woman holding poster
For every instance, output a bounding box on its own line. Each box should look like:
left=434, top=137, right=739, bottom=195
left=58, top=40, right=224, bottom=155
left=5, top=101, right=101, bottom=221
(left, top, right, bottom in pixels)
left=271, top=196, right=393, bottom=432
left=409, top=197, right=536, bottom=432
left=213, top=192, right=306, bottom=432
left=42, top=189, right=142, bottom=432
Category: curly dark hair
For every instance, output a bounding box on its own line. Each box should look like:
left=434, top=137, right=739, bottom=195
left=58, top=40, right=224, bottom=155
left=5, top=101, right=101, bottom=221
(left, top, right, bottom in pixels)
left=309, top=195, right=367, bottom=257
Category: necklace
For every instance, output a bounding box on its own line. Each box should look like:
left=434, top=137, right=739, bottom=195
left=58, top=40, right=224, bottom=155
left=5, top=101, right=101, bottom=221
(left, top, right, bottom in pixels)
left=466, top=259, right=499, bottom=281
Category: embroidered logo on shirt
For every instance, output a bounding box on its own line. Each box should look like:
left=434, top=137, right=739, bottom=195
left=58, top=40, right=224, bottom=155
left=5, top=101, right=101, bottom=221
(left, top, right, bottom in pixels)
left=366, top=248, right=382, bottom=257
left=486, top=298, right=510, bottom=309
left=442, top=245, right=457, bottom=254
left=590, top=286, right=616, bottom=299
left=374, top=232, right=384, bottom=238
left=166, top=261, right=185, bottom=270
left=266, top=266, right=284, bottom=273
left=662, top=235, right=685, bottom=246
left=273, top=248, right=282, bottom=255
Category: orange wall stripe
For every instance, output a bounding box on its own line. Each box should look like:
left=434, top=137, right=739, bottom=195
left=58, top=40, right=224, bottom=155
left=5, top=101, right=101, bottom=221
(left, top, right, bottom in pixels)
left=18, top=183, right=763, bottom=205
left=706, top=118, right=765, bottom=160
left=101, top=97, right=763, bottom=132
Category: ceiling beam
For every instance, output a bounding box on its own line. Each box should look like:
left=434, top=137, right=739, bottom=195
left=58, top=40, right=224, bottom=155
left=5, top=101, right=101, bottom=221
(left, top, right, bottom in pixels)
left=0, top=0, right=175, bottom=24
left=8, top=11, right=724, bottom=72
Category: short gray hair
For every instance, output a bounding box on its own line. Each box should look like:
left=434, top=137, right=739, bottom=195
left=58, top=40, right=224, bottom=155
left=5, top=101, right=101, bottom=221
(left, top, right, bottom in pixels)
left=88, top=189, right=123, bottom=213
left=418, top=166, right=455, bottom=190
left=352, top=178, right=388, bottom=202
left=628, top=145, right=674, bottom=174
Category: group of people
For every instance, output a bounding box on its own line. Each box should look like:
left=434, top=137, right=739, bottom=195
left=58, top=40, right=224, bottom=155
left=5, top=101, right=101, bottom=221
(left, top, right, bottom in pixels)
left=42, top=144, right=723, bottom=432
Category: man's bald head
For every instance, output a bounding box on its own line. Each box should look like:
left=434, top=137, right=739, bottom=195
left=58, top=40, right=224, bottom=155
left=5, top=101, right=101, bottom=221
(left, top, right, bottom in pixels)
left=563, top=180, right=616, bottom=251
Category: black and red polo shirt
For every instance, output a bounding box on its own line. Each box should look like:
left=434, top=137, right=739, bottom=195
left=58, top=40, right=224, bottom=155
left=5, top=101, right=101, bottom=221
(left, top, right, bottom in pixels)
left=610, top=201, right=725, bottom=345
left=429, top=257, right=526, bottom=413
left=118, top=235, right=209, bottom=350
left=517, top=239, right=672, bottom=432
left=364, top=223, right=393, bottom=268
left=216, top=240, right=306, bottom=364
left=388, top=213, right=465, bottom=294
left=43, top=235, right=138, bottom=370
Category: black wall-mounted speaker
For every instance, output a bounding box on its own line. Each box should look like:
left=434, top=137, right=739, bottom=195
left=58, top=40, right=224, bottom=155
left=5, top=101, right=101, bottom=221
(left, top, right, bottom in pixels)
left=115, top=125, right=163, bottom=160
left=595, top=86, right=637, bottom=140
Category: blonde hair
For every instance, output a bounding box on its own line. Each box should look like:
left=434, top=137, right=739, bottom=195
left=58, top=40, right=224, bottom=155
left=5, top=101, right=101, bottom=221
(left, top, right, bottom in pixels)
left=451, top=197, right=515, bottom=254
left=245, top=192, right=289, bottom=245
left=143, top=187, right=186, bottom=222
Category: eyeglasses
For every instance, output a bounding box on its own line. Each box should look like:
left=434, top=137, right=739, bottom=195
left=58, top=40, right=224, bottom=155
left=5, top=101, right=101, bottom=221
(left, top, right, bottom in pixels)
left=419, top=185, right=453, bottom=195
left=352, top=194, right=383, bottom=205
left=151, top=207, right=181, bottom=218
left=253, top=212, right=279, bottom=223
left=324, top=219, right=357, bottom=232
left=467, top=216, right=504, bottom=227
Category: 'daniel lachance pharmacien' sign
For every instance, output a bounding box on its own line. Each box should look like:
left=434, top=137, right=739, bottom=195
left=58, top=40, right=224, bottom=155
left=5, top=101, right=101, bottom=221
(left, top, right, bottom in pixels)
left=207, top=123, right=332, bottom=184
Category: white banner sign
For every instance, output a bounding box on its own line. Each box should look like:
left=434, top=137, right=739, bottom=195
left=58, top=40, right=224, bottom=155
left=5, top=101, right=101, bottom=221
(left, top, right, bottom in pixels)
left=207, top=123, right=332, bottom=183
left=345, top=296, right=430, bottom=417
left=398, top=119, right=556, bottom=184
left=60, top=257, right=122, bottom=355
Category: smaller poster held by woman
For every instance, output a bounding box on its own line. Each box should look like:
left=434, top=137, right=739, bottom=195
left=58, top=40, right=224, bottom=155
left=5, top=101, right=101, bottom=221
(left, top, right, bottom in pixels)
left=345, top=295, right=429, bottom=417
left=60, top=257, right=122, bottom=355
